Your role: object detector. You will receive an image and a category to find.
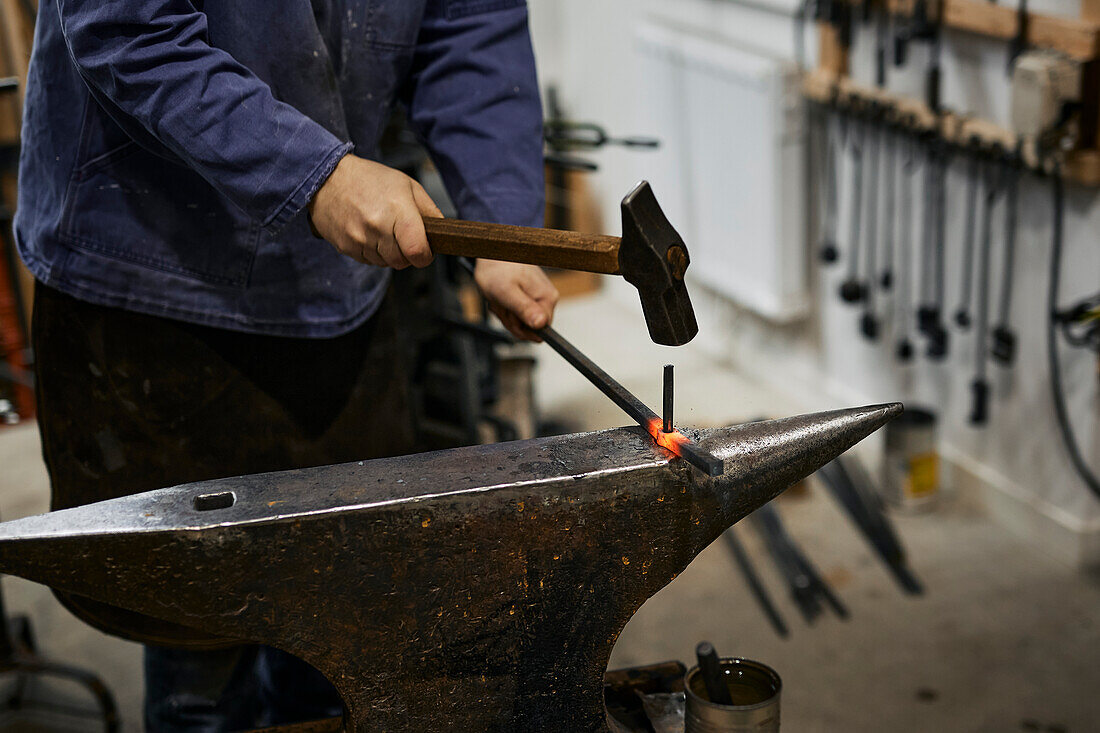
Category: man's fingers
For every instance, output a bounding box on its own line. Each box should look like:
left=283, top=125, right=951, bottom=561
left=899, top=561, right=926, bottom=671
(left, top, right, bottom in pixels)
left=490, top=305, right=541, bottom=343
left=356, top=240, right=385, bottom=268
left=519, top=272, right=560, bottom=327
left=489, top=278, right=550, bottom=331
left=473, top=262, right=559, bottom=342
left=412, top=182, right=444, bottom=219
left=375, top=229, right=412, bottom=269
left=309, top=155, right=449, bottom=269
left=394, top=214, right=433, bottom=268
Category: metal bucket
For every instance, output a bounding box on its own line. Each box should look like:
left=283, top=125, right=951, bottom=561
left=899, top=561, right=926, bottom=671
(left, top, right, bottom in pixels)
left=684, top=658, right=781, bottom=732
left=880, top=406, right=939, bottom=511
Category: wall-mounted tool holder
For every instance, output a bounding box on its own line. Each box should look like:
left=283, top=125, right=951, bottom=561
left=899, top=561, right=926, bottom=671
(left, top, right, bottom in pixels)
left=808, top=0, right=1100, bottom=186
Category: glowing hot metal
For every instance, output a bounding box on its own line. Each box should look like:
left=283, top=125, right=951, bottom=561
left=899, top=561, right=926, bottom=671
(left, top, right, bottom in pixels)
left=539, top=326, right=723, bottom=476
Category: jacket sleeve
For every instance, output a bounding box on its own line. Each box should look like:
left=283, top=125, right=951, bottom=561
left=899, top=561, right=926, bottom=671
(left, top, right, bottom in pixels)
left=400, top=1, right=545, bottom=228
left=56, top=0, right=352, bottom=231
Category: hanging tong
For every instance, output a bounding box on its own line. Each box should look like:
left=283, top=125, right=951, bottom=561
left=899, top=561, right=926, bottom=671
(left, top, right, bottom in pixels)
left=894, top=117, right=920, bottom=362
left=840, top=99, right=868, bottom=305
left=991, top=146, right=1023, bottom=365
left=953, top=136, right=984, bottom=329
left=970, top=144, right=1006, bottom=425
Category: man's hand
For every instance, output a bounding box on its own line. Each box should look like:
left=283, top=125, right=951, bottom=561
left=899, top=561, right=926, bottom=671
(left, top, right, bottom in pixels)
left=310, top=154, right=557, bottom=341
left=309, top=154, right=443, bottom=269
left=475, top=260, right=559, bottom=342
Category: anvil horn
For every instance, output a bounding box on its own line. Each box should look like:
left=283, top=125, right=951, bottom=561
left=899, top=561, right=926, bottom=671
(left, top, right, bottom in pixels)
left=0, top=403, right=901, bottom=732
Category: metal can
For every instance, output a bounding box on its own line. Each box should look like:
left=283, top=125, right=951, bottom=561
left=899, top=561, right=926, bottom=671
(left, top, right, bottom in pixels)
left=880, top=406, right=939, bottom=511
left=684, top=657, right=781, bottom=732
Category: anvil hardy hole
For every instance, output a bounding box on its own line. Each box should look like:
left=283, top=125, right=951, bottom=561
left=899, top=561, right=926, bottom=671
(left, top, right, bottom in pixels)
left=193, top=491, right=235, bottom=512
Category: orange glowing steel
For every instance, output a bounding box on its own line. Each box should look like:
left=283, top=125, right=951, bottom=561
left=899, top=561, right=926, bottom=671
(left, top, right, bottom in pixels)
left=646, top=418, right=689, bottom=455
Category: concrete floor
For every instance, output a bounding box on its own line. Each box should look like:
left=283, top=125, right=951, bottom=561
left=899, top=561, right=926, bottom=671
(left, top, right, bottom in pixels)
left=0, top=288, right=1097, bottom=731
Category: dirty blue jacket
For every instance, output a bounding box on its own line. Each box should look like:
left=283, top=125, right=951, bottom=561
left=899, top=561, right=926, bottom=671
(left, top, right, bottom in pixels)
left=15, top=0, right=544, bottom=337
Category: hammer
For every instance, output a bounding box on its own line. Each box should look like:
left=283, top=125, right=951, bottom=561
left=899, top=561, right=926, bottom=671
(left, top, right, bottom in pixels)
left=424, top=181, right=697, bottom=347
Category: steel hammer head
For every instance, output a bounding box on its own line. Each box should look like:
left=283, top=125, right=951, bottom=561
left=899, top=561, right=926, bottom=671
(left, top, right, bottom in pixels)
left=619, top=181, right=699, bottom=346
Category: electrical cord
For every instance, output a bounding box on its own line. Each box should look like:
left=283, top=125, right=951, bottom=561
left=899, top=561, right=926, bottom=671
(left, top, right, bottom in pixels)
left=1047, top=164, right=1100, bottom=500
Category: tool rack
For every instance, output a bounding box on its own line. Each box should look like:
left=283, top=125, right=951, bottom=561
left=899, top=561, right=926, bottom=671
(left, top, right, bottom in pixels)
left=807, top=0, right=1100, bottom=184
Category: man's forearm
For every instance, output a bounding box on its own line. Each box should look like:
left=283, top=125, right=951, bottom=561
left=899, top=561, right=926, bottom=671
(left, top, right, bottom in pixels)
left=58, top=0, right=350, bottom=231
left=401, top=3, right=545, bottom=228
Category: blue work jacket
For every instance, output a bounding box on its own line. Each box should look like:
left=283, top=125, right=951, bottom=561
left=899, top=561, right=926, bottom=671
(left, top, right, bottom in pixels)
left=15, top=0, right=544, bottom=336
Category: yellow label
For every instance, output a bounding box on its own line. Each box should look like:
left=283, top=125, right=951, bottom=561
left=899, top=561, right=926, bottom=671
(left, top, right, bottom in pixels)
left=904, top=452, right=939, bottom=499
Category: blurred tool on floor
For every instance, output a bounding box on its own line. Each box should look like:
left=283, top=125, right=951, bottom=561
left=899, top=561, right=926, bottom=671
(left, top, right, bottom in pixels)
left=750, top=502, right=849, bottom=625
left=818, top=455, right=924, bottom=594
left=723, top=527, right=790, bottom=639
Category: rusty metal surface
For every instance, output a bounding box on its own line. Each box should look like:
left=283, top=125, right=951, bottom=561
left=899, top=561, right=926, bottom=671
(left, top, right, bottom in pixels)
left=0, top=405, right=900, bottom=732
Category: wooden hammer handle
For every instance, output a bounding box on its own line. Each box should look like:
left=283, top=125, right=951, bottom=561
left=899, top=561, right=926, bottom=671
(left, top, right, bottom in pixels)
left=424, top=217, right=621, bottom=274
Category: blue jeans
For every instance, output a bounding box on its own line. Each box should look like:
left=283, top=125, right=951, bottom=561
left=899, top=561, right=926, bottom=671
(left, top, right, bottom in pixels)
left=144, top=645, right=343, bottom=732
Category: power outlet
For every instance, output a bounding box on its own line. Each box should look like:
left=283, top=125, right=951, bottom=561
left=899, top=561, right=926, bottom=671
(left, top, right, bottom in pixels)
left=1010, top=50, right=1083, bottom=141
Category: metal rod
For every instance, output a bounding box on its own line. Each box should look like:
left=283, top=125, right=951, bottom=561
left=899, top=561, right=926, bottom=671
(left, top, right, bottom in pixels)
left=540, top=327, right=724, bottom=476
left=695, top=642, right=734, bottom=706
left=662, top=364, right=674, bottom=434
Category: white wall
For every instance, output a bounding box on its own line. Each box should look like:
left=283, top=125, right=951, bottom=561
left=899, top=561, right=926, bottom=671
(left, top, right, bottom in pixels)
left=527, top=0, right=1100, bottom=562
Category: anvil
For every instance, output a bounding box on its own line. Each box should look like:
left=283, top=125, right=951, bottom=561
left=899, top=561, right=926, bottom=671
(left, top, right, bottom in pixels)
left=0, top=404, right=900, bottom=731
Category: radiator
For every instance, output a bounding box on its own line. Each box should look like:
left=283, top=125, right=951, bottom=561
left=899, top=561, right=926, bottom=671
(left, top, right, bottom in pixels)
left=634, top=23, right=808, bottom=321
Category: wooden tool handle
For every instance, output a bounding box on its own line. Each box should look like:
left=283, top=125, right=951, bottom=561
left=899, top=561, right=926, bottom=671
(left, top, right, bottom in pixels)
left=424, top=217, right=621, bottom=274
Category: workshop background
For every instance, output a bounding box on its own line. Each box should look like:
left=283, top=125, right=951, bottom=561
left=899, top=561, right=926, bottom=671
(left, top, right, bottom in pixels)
left=0, top=0, right=1098, bottom=731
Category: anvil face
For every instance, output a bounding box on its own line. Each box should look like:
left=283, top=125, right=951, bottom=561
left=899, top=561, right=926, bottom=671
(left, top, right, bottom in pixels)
left=0, top=405, right=901, bottom=732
